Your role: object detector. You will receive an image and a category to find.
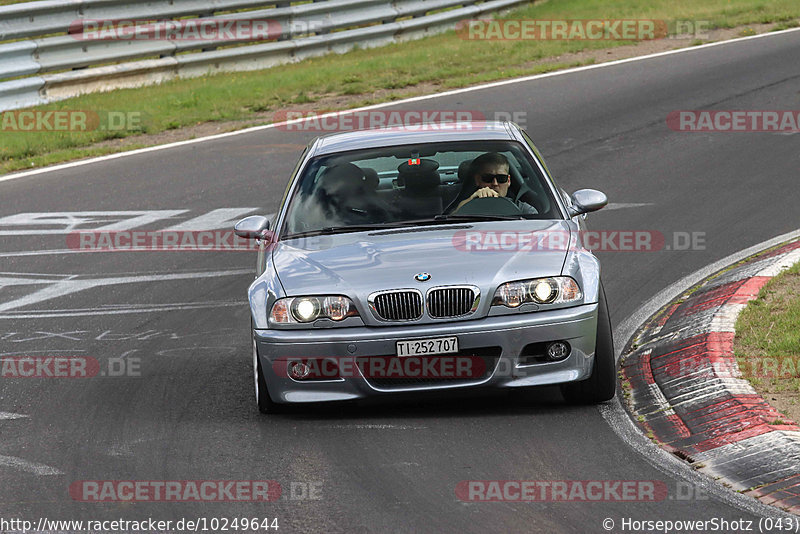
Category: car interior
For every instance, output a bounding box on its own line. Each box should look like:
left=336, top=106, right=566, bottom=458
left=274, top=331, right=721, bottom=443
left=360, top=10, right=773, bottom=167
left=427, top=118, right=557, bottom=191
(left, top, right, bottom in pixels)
left=283, top=141, right=562, bottom=235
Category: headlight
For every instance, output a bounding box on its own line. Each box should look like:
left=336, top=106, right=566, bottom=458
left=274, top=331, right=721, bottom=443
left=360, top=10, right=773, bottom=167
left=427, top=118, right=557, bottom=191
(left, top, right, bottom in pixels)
left=492, top=277, right=582, bottom=308
left=323, top=295, right=351, bottom=321
left=270, top=296, right=359, bottom=324
left=497, top=282, right=527, bottom=308
left=530, top=279, right=557, bottom=303
left=291, top=297, right=321, bottom=322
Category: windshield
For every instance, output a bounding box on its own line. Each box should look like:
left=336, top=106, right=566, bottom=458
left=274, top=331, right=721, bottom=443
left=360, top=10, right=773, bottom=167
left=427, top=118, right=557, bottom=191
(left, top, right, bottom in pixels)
left=281, top=140, right=562, bottom=237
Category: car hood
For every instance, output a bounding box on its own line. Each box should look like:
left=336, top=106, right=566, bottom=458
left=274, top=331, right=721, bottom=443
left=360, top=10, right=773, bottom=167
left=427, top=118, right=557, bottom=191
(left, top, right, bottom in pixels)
left=272, top=221, right=572, bottom=296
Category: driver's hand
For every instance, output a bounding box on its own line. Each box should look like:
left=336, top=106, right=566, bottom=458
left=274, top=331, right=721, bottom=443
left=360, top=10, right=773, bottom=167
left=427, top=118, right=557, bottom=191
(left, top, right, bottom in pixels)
left=454, top=187, right=501, bottom=212
left=472, top=187, right=499, bottom=199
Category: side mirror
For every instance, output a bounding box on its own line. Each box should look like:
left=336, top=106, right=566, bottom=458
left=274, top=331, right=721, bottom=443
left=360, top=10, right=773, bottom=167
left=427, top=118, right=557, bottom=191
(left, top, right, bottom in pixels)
left=234, top=215, right=270, bottom=239
left=568, top=189, right=607, bottom=217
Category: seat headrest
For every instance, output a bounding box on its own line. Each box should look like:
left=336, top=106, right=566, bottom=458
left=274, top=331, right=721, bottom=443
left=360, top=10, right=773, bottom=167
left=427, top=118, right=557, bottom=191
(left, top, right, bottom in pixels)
left=397, top=159, right=440, bottom=194
left=320, top=162, right=371, bottom=195
left=457, top=159, right=474, bottom=183
left=360, top=167, right=379, bottom=191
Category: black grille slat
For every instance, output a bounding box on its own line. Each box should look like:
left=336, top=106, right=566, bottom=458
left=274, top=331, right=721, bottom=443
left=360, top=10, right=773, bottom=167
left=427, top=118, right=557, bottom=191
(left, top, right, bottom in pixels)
left=428, top=287, right=477, bottom=318
left=373, top=291, right=422, bottom=321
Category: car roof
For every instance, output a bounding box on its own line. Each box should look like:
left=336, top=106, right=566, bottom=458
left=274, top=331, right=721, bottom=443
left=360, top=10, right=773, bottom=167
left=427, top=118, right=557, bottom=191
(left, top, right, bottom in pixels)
left=312, top=121, right=518, bottom=156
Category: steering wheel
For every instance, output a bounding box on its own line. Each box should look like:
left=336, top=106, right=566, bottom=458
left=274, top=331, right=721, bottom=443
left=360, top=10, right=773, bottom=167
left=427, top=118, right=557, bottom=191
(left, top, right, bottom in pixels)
left=453, top=196, right=524, bottom=216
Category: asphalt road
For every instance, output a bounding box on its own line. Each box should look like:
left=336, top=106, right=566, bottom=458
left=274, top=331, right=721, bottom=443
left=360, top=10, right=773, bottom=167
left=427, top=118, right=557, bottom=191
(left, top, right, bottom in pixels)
left=1, top=30, right=800, bottom=533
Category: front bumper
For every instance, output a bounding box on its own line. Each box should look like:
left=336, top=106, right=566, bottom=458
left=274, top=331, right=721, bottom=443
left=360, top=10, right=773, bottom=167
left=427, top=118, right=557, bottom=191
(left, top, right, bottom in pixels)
left=254, top=303, right=598, bottom=404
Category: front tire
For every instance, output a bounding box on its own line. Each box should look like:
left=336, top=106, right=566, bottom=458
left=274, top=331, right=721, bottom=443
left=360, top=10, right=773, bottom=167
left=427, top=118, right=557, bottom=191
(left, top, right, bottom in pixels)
left=560, top=283, right=616, bottom=404
left=253, top=337, right=281, bottom=414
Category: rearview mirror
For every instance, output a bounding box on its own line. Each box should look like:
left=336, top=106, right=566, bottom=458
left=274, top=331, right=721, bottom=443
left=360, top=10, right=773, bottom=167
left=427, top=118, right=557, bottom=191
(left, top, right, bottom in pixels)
left=568, top=189, right=607, bottom=217
left=234, top=215, right=270, bottom=239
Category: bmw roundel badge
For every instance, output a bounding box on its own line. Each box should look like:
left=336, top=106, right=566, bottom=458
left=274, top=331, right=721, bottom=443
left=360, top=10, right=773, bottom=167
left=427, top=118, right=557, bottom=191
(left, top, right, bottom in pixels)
left=414, top=272, right=431, bottom=282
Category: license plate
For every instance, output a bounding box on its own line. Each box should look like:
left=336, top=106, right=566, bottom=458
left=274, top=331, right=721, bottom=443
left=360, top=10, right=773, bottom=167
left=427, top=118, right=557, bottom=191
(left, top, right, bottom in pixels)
left=396, top=336, right=458, bottom=357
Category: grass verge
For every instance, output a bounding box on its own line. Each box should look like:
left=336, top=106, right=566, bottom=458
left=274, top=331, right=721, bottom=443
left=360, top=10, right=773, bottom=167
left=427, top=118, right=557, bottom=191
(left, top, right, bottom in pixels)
left=734, top=260, right=800, bottom=424
left=1, top=0, right=800, bottom=174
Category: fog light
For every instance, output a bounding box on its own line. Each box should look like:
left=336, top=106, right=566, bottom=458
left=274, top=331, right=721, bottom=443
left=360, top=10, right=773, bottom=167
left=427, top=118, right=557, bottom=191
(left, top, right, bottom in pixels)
left=546, top=341, right=570, bottom=361
left=288, top=361, right=311, bottom=380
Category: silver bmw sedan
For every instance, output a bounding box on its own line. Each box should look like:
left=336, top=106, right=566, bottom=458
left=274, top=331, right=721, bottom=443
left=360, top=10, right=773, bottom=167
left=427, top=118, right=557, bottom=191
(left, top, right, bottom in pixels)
left=235, top=121, right=615, bottom=413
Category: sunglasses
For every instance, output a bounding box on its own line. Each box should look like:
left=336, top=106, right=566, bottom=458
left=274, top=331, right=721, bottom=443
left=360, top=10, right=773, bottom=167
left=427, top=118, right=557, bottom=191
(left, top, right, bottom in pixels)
left=480, top=173, right=510, bottom=184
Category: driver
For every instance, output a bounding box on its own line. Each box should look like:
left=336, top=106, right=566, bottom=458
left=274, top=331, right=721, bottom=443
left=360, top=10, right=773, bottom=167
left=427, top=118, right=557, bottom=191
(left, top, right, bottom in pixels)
left=455, top=152, right=537, bottom=214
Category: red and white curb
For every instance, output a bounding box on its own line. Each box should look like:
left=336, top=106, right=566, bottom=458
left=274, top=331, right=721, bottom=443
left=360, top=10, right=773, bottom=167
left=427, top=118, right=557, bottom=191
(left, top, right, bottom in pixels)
left=622, top=239, right=800, bottom=513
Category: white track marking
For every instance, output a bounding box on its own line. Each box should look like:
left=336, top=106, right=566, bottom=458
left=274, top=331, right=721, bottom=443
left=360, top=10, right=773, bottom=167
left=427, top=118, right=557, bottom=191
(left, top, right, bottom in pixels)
left=0, top=275, right=60, bottom=286
left=0, top=209, right=274, bottom=248
left=0, top=350, right=85, bottom=356
left=604, top=202, right=655, bottom=210
left=758, top=249, right=800, bottom=277
left=3, top=248, right=115, bottom=257
left=0, top=301, right=245, bottom=319
left=0, top=269, right=251, bottom=313
left=0, top=412, right=28, bottom=420
left=0, top=28, right=798, bottom=185
left=0, top=455, right=63, bottom=476
left=0, top=210, right=188, bottom=235
left=709, top=303, right=747, bottom=333
left=162, top=207, right=260, bottom=231
left=323, top=424, right=427, bottom=430
left=0, top=413, right=62, bottom=476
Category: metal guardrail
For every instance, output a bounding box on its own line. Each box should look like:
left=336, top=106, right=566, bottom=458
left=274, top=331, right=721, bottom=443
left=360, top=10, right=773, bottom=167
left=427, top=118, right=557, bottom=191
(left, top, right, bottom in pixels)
left=0, top=0, right=529, bottom=111
left=0, top=0, right=274, bottom=41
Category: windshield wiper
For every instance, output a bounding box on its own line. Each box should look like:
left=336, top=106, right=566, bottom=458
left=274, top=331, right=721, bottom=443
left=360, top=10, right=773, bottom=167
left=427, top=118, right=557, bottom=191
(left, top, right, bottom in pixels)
left=283, top=223, right=411, bottom=239
left=432, top=214, right=525, bottom=221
